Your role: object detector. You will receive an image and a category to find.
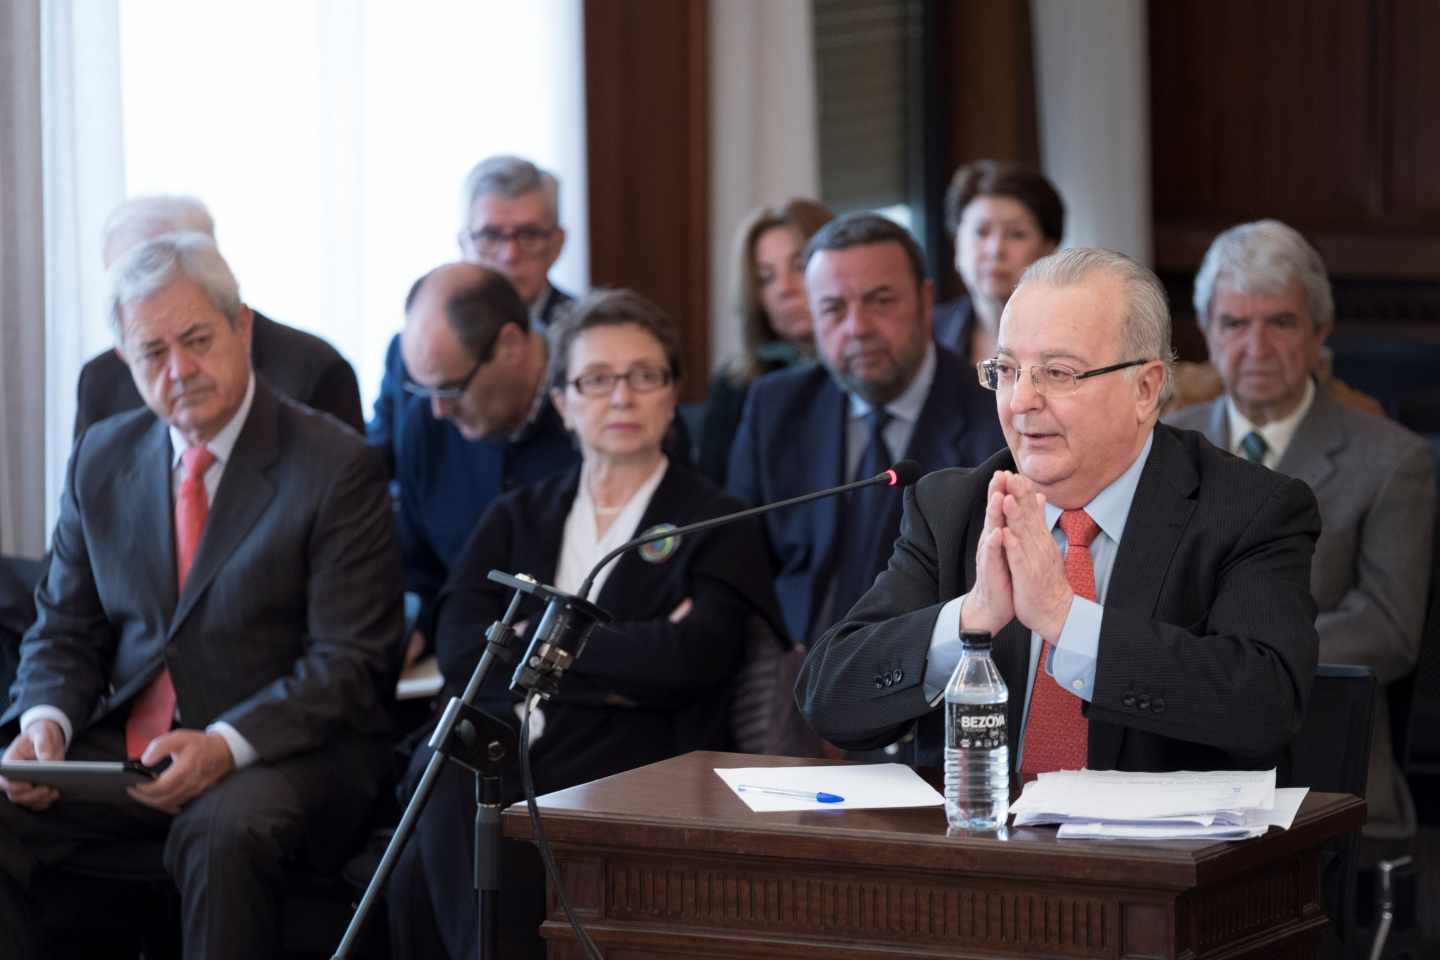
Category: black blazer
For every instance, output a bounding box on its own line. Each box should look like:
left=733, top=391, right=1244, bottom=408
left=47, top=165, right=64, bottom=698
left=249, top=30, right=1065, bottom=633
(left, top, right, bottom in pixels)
left=74, top=311, right=364, bottom=437
left=796, top=423, right=1322, bottom=775
left=932, top=294, right=976, bottom=361
left=7, top=382, right=404, bottom=783
left=726, top=345, right=1006, bottom=646
left=433, top=461, right=782, bottom=795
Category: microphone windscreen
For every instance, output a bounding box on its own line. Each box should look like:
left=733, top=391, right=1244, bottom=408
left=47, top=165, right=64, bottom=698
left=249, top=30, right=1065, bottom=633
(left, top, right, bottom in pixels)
left=889, top=460, right=923, bottom=487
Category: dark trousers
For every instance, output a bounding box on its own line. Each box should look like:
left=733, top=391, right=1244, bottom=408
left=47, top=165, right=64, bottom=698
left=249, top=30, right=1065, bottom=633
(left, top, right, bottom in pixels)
left=386, top=743, right=546, bottom=960
left=0, top=719, right=377, bottom=960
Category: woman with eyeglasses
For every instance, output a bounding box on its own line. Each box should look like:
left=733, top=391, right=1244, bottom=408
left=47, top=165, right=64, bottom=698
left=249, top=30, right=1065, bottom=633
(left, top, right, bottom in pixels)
left=387, top=289, right=783, bottom=960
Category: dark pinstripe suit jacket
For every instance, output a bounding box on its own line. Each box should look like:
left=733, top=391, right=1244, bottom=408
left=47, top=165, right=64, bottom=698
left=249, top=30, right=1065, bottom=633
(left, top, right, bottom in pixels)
left=796, top=423, right=1322, bottom=775
left=6, top=382, right=403, bottom=780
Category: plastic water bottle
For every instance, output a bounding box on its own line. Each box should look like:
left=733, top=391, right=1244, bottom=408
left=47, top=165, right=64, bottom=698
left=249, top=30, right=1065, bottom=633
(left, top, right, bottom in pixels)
left=944, top=630, right=1010, bottom=832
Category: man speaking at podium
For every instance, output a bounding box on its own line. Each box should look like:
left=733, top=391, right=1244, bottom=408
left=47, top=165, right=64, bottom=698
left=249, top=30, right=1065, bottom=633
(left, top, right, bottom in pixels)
left=797, top=248, right=1321, bottom=778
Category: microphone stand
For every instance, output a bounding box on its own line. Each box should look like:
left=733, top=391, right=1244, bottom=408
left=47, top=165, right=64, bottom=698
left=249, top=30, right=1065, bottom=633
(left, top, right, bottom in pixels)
left=335, top=463, right=919, bottom=959
left=333, top=582, right=530, bottom=960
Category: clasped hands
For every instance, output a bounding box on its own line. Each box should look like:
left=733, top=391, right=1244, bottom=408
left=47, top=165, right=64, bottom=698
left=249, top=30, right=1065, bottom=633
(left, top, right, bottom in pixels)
left=960, top=471, right=1074, bottom=642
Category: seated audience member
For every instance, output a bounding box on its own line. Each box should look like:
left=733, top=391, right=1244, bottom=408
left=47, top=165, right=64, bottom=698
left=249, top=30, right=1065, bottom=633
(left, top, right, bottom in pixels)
left=370, top=156, right=575, bottom=474
left=728, top=213, right=1005, bottom=650
left=387, top=289, right=781, bottom=960
left=697, top=198, right=835, bottom=483
left=937, top=160, right=1064, bottom=363
left=0, top=235, right=403, bottom=960
left=392, top=264, right=581, bottom=641
left=1166, top=220, right=1435, bottom=843
left=74, top=195, right=363, bottom=436
left=797, top=248, right=1322, bottom=778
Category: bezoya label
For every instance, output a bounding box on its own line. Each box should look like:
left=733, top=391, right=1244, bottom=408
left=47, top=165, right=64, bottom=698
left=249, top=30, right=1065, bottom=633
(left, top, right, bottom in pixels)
left=947, top=702, right=1008, bottom=751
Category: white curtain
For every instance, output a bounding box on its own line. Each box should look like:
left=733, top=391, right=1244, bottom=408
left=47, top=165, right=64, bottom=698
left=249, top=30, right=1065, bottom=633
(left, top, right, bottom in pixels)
left=41, top=0, right=126, bottom=540
left=0, top=0, right=48, bottom=557
left=37, top=0, right=587, bottom=534
left=708, top=0, right=820, bottom=370
left=1031, top=0, right=1152, bottom=263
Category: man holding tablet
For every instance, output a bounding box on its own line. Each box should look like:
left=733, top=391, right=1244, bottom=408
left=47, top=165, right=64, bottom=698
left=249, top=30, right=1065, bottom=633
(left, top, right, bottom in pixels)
left=0, top=234, right=403, bottom=960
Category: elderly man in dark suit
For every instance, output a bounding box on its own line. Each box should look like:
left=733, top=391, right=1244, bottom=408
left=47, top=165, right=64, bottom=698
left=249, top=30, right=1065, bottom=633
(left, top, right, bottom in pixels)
left=798, top=248, right=1322, bottom=778
left=0, top=234, right=403, bottom=960
left=72, top=195, right=364, bottom=436
left=1167, top=220, right=1435, bottom=843
left=728, top=213, right=1006, bottom=652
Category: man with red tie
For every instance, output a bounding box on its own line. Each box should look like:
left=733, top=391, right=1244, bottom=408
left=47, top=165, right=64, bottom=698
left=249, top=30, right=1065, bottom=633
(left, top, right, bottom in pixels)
left=0, top=234, right=403, bottom=959
left=797, top=248, right=1322, bottom=779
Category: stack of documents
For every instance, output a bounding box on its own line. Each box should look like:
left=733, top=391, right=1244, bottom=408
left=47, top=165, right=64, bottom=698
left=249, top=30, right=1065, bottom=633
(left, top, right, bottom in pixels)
left=1008, top=768, right=1308, bottom=840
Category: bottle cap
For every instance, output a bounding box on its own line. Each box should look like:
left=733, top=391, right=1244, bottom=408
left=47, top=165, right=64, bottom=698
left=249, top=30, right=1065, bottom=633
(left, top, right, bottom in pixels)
left=959, top=630, right=993, bottom=649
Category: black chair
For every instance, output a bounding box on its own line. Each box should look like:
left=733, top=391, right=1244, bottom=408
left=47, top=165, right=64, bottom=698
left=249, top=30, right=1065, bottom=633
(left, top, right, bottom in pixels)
left=1396, top=443, right=1440, bottom=777
left=1289, top=663, right=1377, bottom=954
left=1328, top=335, right=1440, bottom=424
left=0, top=553, right=44, bottom=694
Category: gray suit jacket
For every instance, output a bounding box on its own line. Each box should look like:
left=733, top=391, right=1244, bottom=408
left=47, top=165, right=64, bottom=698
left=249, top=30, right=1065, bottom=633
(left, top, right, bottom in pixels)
left=1167, top=384, right=1436, bottom=839
left=5, top=382, right=404, bottom=785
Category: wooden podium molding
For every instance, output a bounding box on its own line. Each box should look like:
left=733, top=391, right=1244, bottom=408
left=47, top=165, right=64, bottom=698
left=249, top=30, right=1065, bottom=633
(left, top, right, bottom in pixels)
left=503, top=752, right=1364, bottom=959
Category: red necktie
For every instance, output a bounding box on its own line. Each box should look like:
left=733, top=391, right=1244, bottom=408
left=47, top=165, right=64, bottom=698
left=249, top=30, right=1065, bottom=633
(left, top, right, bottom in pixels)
left=126, top=444, right=216, bottom=759
left=1019, top=509, right=1100, bottom=782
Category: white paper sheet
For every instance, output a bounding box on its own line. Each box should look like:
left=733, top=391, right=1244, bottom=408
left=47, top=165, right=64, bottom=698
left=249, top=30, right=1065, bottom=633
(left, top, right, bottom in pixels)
left=1009, top=768, right=1277, bottom=825
left=714, top=764, right=945, bottom=813
left=1053, top=788, right=1309, bottom=841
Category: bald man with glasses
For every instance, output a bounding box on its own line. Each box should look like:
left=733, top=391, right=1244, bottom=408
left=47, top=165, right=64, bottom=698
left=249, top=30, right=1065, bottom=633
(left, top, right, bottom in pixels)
left=798, top=248, right=1322, bottom=781
left=368, top=156, right=575, bottom=477
left=391, top=264, right=580, bottom=646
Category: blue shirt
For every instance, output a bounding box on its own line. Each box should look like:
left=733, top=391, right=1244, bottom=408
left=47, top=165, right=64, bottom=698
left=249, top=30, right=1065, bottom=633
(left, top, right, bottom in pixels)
left=922, top=432, right=1155, bottom=766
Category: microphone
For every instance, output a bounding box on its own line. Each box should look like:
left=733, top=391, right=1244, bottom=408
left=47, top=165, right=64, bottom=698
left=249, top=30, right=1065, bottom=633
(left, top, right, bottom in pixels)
left=502, top=460, right=921, bottom=699
left=577, top=458, right=923, bottom=604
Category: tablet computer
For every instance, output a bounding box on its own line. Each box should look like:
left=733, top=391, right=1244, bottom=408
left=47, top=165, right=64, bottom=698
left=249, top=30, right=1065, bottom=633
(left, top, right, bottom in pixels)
left=0, top=760, right=159, bottom=804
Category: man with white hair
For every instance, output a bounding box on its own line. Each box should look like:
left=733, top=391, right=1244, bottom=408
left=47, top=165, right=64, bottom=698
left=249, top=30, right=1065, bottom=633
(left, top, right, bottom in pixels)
left=1167, top=220, right=1435, bottom=843
left=0, top=235, right=403, bottom=959
left=798, top=248, right=1322, bottom=779
left=73, top=194, right=364, bottom=436
left=368, top=156, right=575, bottom=471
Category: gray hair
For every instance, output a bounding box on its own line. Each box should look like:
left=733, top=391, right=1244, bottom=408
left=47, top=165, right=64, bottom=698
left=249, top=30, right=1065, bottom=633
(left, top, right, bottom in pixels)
left=1017, top=247, right=1176, bottom=409
left=101, top=194, right=215, bottom=267
left=459, top=155, right=560, bottom=229
left=1192, top=219, right=1333, bottom=332
left=108, top=233, right=242, bottom=343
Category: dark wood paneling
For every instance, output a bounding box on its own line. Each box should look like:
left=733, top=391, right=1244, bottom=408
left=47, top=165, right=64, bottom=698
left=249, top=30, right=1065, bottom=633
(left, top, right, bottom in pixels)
left=584, top=0, right=709, bottom=402
left=932, top=0, right=1038, bottom=298
left=1151, top=0, right=1440, bottom=289
left=1389, top=0, right=1440, bottom=220
left=1151, top=0, right=1379, bottom=229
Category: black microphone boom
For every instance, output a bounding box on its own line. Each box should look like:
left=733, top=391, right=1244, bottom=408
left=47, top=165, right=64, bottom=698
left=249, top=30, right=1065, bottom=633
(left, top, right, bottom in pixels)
left=575, top=458, right=923, bottom=603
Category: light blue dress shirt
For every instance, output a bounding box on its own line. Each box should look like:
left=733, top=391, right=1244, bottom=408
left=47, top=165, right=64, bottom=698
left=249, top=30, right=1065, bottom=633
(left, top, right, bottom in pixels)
left=921, top=432, right=1154, bottom=767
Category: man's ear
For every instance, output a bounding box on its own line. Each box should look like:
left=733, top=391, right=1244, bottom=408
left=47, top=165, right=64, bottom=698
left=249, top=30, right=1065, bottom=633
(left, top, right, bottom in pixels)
left=544, top=226, right=567, bottom=271
left=1136, top=361, right=1166, bottom=418
left=493, top=322, right=526, bottom=362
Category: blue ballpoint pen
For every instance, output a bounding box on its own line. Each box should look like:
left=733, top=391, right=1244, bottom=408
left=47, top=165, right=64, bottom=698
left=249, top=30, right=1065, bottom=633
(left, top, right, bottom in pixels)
left=736, top=784, right=845, bottom=804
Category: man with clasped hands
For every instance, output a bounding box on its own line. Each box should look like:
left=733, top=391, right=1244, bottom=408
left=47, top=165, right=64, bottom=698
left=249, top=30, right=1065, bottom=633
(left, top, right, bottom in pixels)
left=797, top=248, right=1322, bottom=779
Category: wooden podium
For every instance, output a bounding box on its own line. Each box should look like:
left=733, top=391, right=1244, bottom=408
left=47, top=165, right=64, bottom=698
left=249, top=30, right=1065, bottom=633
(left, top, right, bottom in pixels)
left=502, top=751, right=1365, bottom=959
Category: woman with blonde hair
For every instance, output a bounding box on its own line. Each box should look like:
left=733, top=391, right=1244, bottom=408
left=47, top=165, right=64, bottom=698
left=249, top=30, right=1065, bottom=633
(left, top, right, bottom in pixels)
left=697, top=198, right=835, bottom=483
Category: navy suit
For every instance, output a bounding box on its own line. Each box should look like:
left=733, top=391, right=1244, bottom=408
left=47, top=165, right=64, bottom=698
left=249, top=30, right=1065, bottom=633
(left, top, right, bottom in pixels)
left=367, top=285, right=575, bottom=477
left=726, top=346, right=1005, bottom=645
left=932, top=294, right=976, bottom=360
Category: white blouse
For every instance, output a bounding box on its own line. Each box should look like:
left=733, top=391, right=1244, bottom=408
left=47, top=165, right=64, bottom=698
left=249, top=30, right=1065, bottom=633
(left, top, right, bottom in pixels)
left=554, top=457, right=670, bottom=600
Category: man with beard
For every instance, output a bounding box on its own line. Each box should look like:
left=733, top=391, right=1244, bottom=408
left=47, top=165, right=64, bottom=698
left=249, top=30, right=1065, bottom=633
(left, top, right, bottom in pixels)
left=728, top=213, right=1005, bottom=651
